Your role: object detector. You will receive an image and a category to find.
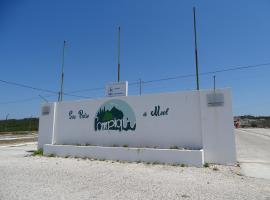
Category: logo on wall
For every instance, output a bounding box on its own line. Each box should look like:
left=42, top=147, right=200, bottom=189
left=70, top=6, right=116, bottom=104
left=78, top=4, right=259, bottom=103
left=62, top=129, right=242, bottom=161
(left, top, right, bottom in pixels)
left=94, top=99, right=136, bottom=132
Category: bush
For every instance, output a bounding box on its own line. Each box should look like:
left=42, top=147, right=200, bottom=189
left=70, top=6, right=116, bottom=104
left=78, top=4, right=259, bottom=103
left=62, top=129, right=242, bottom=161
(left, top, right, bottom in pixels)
left=33, top=149, right=43, bottom=156
left=169, top=146, right=179, bottom=149
left=203, top=162, right=209, bottom=168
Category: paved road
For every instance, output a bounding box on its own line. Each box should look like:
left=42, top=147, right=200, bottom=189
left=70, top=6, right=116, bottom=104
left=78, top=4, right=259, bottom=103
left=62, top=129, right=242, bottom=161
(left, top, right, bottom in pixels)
left=0, top=132, right=37, bottom=145
left=235, top=128, right=270, bottom=179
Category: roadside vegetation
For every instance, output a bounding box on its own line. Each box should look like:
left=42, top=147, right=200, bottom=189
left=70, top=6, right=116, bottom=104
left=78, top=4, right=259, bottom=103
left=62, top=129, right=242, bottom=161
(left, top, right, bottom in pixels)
left=0, top=118, right=38, bottom=133
left=33, top=149, right=43, bottom=156
left=237, top=115, right=270, bottom=128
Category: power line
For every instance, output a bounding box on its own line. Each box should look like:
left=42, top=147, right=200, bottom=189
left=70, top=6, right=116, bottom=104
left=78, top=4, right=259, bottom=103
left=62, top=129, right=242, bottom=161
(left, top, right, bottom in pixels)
left=1, top=61, right=270, bottom=105
left=0, top=79, right=58, bottom=94
left=0, top=94, right=55, bottom=105
left=67, top=87, right=104, bottom=94
left=0, top=93, right=91, bottom=105
left=62, top=92, right=92, bottom=99
left=130, top=62, right=270, bottom=85
left=0, top=79, right=92, bottom=99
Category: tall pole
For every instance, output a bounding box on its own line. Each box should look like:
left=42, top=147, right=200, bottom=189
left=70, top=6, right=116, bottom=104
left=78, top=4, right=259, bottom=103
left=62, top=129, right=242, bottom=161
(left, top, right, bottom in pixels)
left=139, top=78, right=142, bottom=96
left=117, top=26, right=121, bottom=82
left=59, top=40, right=67, bottom=102
left=213, top=75, right=216, bottom=91
left=193, top=7, right=200, bottom=90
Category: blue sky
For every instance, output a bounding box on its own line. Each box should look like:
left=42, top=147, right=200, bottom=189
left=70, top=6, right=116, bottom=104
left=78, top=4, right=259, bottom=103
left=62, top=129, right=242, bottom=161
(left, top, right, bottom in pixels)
left=0, top=0, right=270, bottom=119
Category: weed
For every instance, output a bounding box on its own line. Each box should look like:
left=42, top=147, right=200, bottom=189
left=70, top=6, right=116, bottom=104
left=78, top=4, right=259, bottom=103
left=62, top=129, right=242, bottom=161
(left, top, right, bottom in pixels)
left=48, top=153, right=55, bottom=157
left=180, top=164, right=186, bottom=167
left=123, top=144, right=129, bottom=148
left=170, top=145, right=179, bottom=149
left=32, top=149, right=43, bottom=156
left=112, top=144, right=119, bottom=147
left=203, top=162, right=209, bottom=168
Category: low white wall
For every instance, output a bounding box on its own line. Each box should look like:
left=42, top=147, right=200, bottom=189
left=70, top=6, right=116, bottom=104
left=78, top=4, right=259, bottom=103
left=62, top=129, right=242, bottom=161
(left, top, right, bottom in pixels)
left=44, top=144, right=204, bottom=167
left=38, top=102, right=57, bottom=149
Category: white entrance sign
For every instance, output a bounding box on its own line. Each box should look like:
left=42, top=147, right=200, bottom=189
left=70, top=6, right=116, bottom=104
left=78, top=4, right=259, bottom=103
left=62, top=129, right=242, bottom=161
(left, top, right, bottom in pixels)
left=38, top=89, right=236, bottom=166
left=105, top=81, right=128, bottom=97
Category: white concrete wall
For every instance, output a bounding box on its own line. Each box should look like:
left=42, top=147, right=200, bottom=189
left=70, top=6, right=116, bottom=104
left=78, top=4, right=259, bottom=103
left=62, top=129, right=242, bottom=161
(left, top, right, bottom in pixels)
left=53, top=91, right=203, bottom=149
left=37, top=102, right=57, bottom=149
left=200, top=89, right=236, bottom=164
left=38, top=89, right=236, bottom=165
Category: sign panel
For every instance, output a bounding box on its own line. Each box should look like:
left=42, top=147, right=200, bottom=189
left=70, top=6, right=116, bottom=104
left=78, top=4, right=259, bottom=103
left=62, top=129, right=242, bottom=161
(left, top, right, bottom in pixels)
left=207, top=93, right=224, bottom=107
left=38, top=89, right=236, bottom=165
left=53, top=91, right=204, bottom=149
left=105, top=81, right=128, bottom=97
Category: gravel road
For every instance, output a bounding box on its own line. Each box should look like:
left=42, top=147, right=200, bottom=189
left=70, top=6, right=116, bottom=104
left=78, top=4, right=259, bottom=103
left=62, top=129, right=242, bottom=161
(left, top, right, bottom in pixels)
left=0, top=143, right=270, bottom=200
left=235, top=128, right=270, bottom=179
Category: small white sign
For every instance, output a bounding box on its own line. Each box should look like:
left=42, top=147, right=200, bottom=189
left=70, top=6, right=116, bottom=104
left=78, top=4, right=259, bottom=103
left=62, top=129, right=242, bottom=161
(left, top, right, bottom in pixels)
left=105, top=81, right=128, bottom=97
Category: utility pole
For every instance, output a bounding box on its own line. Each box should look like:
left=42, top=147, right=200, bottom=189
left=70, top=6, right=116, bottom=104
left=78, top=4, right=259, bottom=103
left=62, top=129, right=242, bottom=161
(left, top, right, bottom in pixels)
left=117, top=26, right=121, bottom=82
left=59, top=40, right=67, bottom=102
left=139, top=79, right=142, bottom=96
left=213, top=75, right=216, bottom=92
left=193, top=7, right=200, bottom=90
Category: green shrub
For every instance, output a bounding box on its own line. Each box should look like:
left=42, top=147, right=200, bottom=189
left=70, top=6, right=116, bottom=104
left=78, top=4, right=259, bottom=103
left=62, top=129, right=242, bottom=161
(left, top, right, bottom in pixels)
left=33, top=149, right=43, bottom=156
left=203, top=162, right=209, bottom=168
